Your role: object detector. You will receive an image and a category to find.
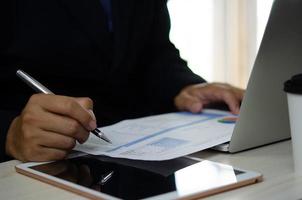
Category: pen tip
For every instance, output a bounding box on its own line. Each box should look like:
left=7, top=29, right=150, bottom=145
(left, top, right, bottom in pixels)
left=92, top=130, right=112, bottom=144
left=103, top=137, right=112, bottom=144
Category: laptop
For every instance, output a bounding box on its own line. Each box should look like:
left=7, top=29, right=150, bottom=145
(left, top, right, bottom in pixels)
left=213, top=0, right=302, bottom=152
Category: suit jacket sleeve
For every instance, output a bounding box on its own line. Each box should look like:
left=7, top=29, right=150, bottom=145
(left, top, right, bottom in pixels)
left=143, top=0, right=206, bottom=112
left=0, top=0, right=18, bottom=162
left=0, top=111, right=17, bottom=162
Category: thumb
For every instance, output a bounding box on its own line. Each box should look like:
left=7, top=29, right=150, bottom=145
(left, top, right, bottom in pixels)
left=175, top=94, right=203, bottom=113
left=188, top=101, right=203, bottom=113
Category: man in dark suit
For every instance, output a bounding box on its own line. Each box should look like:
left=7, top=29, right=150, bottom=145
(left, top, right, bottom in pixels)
left=0, top=0, right=243, bottom=162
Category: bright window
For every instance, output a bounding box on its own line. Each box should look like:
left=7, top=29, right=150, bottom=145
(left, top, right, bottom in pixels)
left=168, top=0, right=274, bottom=86
left=168, top=0, right=214, bottom=81
left=257, top=0, right=275, bottom=48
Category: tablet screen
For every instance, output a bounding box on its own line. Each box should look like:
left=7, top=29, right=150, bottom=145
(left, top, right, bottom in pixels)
left=29, top=155, right=245, bottom=199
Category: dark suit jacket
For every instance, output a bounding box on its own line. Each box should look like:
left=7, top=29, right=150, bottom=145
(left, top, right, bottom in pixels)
left=0, top=0, right=205, bottom=161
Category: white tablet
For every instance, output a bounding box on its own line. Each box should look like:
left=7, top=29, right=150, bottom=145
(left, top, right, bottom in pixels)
left=16, top=155, right=262, bottom=200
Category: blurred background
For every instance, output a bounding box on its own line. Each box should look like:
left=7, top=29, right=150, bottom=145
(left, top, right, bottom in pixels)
left=168, top=0, right=274, bottom=88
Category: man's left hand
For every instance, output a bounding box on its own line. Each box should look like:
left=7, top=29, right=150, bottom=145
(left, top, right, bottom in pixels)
left=174, top=83, right=244, bottom=115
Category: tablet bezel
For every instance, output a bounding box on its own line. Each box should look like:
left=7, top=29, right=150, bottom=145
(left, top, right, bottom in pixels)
left=15, top=156, right=262, bottom=200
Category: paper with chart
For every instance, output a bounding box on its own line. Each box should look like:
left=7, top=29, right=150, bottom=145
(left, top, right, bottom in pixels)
left=75, top=109, right=236, bottom=161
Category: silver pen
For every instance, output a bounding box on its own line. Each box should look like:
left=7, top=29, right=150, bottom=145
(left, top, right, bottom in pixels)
left=16, top=69, right=112, bottom=144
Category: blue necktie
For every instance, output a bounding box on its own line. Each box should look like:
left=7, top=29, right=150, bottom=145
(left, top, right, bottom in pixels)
left=99, top=0, right=113, bottom=32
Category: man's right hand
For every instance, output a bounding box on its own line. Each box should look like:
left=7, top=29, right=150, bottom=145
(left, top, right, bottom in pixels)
left=5, top=94, right=97, bottom=162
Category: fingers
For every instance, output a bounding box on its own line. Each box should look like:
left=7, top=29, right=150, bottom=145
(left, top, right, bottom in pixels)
left=196, top=83, right=242, bottom=114
left=174, top=91, right=204, bottom=113
left=5, top=94, right=96, bottom=162
left=235, top=87, right=245, bottom=101
left=214, top=84, right=244, bottom=114
left=37, top=130, right=77, bottom=150
left=75, top=97, right=96, bottom=121
left=174, top=83, right=245, bottom=114
left=76, top=97, right=94, bottom=110
left=29, top=94, right=96, bottom=131
left=6, top=119, right=76, bottom=162
left=220, top=91, right=240, bottom=114
left=38, top=112, right=89, bottom=143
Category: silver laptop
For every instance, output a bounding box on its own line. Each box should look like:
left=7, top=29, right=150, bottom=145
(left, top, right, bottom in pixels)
left=213, top=0, right=302, bottom=152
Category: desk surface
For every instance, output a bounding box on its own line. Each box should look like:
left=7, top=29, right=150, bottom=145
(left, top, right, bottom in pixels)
left=1, top=140, right=301, bottom=200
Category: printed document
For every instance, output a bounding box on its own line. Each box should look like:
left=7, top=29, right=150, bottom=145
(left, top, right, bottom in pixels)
left=75, top=109, right=236, bottom=161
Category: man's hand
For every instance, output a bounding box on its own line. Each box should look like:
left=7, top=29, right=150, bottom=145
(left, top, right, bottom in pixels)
left=5, top=94, right=97, bottom=162
left=174, top=83, right=244, bottom=114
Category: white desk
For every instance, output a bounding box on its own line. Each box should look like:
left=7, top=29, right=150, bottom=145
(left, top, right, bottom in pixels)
left=1, top=140, right=301, bottom=200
